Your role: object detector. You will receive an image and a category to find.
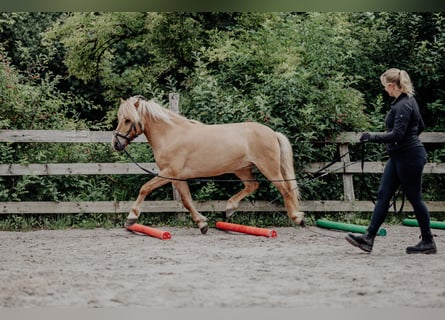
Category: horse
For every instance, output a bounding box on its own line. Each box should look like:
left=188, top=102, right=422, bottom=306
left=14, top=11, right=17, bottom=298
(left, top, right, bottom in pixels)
left=112, top=96, right=305, bottom=234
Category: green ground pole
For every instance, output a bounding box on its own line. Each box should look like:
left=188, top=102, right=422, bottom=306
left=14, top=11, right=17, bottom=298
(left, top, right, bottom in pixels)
left=402, top=218, right=445, bottom=229
left=316, top=219, right=387, bottom=236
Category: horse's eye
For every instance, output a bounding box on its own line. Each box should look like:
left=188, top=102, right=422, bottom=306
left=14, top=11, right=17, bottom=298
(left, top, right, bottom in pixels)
left=124, top=119, right=131, bottom=125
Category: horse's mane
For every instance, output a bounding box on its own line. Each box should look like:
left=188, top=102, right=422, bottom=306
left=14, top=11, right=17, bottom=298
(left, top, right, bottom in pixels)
left=125, top=96, right=200, bottom=125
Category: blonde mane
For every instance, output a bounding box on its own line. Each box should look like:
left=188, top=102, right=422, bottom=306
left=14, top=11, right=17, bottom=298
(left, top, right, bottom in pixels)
left=123, top=96, right=173, bottom=124
left=123, top=96, right=201, bottom=125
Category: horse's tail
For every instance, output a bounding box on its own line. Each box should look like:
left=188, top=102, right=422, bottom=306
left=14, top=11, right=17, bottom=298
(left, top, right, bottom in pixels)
left=275, top=132, right=300, bottom=201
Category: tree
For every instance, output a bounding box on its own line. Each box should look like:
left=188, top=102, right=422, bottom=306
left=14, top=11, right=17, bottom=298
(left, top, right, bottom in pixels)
left=348, top=12, right=445, bottom=130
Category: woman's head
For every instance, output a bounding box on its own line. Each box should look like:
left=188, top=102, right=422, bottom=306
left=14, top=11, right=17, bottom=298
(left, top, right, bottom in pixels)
left=380, top=68, right=415, bottom=97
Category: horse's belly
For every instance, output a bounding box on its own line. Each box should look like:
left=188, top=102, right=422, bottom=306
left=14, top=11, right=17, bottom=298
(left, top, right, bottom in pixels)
left=182, top=155, right=251, bottom=177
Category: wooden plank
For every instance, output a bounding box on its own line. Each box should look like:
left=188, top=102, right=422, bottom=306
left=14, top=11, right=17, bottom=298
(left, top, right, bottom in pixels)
left=2, top=200, right=444, bottom=214
left=2, top=130, right=445, bottom=144
left=305, top=161, right=384, bottom=174
left=303, top=200, right=445, bottom=212
left=0, top=130, right=147, bottom=143
left=0, top=201, right=183, bottom=214
left=422, top=162, right=445, bottom=174
left=0, top=130, right=107, bottom=143
left=0, top=163, right=159, bottom=176
left=305, top=162, right=445, bottom=174
left=0, top=200, right=278, bottom=214
left=335, top=132, right=445, bottom=144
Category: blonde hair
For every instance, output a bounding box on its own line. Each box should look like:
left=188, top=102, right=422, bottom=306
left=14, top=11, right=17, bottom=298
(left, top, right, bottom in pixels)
left=380, top=68, right=415, bottom=96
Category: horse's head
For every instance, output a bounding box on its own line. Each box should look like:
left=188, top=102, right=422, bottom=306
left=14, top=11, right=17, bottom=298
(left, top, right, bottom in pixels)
left=112, top=97, right=144, bottom=152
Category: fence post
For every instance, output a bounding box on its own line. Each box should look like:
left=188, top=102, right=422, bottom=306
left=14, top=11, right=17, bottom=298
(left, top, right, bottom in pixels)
left=339, top=143, right=355, bottom=201
left=169, top=93, right=181, bottom=203
left=168, top=93, right=188, bottom=222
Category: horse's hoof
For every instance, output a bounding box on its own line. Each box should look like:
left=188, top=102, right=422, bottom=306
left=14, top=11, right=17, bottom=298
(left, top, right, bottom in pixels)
left=124, top=219, right=137, bottom=229
left=225, top=209, right=235, bottom=219
left=291, top=211, right=305, bottom=227
left=198, top=222, right=208, bottom=235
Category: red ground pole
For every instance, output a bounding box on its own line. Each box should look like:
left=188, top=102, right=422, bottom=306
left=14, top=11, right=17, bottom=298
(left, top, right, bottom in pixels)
left=216, top=221, right=277, bottom=238
left=127, top=223, right=171, bottom=240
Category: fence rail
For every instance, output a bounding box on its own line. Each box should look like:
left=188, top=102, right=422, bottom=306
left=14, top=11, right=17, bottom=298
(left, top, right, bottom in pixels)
left=1, top=130, right=444, bottom=215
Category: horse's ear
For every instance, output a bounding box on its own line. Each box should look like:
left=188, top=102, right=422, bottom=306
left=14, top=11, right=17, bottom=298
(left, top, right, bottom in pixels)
left=134, top=99, right=140, bottom=109
left=120, top=98, right=125, bottom=104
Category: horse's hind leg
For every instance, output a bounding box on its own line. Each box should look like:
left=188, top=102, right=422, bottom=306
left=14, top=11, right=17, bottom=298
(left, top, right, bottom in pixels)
left=271, top=180, right=304, bottom=225
left=256, top=165, right=304, bottom=226
left=172, top=181, right=208, bottom=234
left=126, top=176, right=171, bottom=227
left=225, top=167, right=259, bottom=219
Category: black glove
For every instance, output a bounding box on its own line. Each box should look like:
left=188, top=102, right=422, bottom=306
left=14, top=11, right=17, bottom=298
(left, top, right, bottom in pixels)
left=360, top=132, right=373, bottom=142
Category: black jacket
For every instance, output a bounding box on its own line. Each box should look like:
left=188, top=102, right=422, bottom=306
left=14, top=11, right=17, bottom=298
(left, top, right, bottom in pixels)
left=373, top=93, right=425, bottom=155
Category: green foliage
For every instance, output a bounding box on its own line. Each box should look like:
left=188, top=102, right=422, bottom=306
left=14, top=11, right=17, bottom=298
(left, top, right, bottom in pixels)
left=0, top=13, right=63, bottom=76
left=44, top=13, right=149, bottom=90
left=349, top=13, right=445, bottom=131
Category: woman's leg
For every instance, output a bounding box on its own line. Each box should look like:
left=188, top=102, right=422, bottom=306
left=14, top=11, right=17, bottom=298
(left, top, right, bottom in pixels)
left=397, top=147, right=432, bottom=240
left=345, top=158, right=399, bottom=253
left=367, top=158, right=400, bottom=235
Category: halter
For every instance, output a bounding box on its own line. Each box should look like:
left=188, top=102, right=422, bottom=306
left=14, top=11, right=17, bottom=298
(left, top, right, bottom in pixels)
left=113, top=121, right=143, bottom=147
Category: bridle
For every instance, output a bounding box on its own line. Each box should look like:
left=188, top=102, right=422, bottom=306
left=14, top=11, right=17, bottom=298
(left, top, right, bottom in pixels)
left=113, top=120, right=143, bottom=148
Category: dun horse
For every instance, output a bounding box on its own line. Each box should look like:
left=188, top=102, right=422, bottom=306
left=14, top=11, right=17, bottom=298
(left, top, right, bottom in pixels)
left=112, top=96, right=305, bottom=234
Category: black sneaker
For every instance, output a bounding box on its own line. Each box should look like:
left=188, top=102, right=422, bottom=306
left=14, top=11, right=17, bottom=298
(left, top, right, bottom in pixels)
left=406, top=238, right=437, bottom=254
left=345, top=232, right=375, bottom=253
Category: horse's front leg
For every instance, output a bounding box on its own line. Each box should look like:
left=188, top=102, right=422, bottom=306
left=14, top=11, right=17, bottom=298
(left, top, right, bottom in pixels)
left=172, top=181, right=208, bottom=234
left=125, top=176, right=171, bottom=227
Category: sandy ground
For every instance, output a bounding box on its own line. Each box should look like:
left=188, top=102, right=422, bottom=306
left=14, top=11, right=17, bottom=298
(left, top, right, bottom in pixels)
left=0, top=224, right=444, bottom=309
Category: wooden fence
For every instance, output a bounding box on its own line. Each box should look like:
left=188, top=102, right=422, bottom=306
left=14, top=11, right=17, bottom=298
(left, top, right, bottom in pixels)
left=1, top=129, right=445, bottom=215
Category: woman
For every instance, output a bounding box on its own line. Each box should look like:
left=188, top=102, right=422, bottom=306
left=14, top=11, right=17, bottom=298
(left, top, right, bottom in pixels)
left=345, top=68, right=437, bottom=254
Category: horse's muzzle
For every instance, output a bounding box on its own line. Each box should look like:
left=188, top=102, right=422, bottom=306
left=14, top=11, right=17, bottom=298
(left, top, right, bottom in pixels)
left=112, top=136, right=127, bottom=152
left=112, top=130, right=134, bottom=152
left=113, top=141, right=124, bottom=151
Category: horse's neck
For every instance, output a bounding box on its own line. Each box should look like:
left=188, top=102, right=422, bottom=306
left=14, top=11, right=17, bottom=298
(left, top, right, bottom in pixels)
left=143, top=116, right=189, bottom=151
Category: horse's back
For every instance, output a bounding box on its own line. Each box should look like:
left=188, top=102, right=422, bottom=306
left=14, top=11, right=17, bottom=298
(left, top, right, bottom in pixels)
left=210, top=122, right=279, bottom=153
left=211, top=122, right=282, bottom=162
left=212, top=121, right=276, bottom=140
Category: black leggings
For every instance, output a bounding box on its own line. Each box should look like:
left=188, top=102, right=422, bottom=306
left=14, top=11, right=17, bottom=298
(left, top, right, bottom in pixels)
left=368, top=146, right=432, bottom=239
